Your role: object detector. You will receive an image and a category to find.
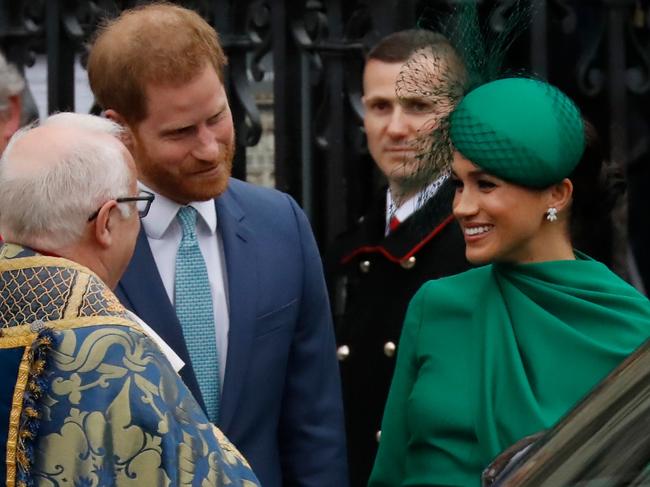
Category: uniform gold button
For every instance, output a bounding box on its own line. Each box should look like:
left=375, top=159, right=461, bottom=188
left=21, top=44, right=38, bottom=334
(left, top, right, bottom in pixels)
left=376, top=430, right=381, bottom=442
left=359, top=260, right=371, bottom=273
left=400, top=256, right=416, bottom=269
left=383, top=341, right=396, bottom=357
left=337, top=345, right=350, bottom=361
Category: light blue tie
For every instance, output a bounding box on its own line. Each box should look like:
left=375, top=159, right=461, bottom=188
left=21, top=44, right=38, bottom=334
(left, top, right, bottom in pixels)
left=175, top=206, right=220, bottom=423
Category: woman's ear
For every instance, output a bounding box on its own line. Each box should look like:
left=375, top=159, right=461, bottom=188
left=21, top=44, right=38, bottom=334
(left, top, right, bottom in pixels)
left=548, top=178, right=573, bottom=213
left=104, top=109, right=134, bottom=151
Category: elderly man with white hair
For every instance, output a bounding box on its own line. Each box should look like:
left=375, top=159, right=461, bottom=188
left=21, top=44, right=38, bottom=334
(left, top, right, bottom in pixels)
left=0, top=112, right=260, bottom=487
left=0, top=51, right=24, bottom=153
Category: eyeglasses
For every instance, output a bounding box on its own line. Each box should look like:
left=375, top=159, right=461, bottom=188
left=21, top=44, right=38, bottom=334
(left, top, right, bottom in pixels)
left=87, top=189, right=155, bottom=222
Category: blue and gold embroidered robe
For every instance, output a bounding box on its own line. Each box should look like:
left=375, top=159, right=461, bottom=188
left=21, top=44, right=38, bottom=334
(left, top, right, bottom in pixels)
left=0, top=243, right=260, bottom=487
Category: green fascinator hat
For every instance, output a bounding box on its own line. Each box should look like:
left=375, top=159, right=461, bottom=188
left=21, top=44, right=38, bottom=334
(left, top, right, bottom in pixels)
left=450, top=77, right=586, bottom=188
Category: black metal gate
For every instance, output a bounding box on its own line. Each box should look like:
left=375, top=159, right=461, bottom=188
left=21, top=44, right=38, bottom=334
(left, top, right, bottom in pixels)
left=1, top=0, right=649, bottom=284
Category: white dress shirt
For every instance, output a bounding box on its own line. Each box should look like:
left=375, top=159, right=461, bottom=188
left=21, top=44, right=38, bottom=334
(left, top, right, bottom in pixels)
left=140, top=184, right=229, bottom=388
left=385, top=175, right=449, bottom=235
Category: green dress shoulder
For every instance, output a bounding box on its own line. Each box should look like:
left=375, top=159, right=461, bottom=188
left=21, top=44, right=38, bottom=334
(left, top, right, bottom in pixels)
left=369, top=254, right=650, bottom=487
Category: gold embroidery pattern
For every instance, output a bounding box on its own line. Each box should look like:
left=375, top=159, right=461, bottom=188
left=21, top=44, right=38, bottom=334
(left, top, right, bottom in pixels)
left=76, top=273, right=131, bottom=320
left=0, top=247, right=260, bottom=486
left=33, top=324, right=257, bottom=486
left=63, top=273, right=89, bottom=319
left=36, top=379, right=171, bottom=487
left=213, top=426, right=254, bottom=469
left=0, top=255, right=101, bottom=279
left=80, top=275, right=118, bottom=316
left=0, top=243, right=24, bottom=259
left=2, top=334, right=35, bottom=487
left=0, top=324, right=55, bottom=487
left=100, top=286, right=128, bottom=316
left=0, top=316, right=141, bottom=337
left=0, top=267, right=75, bottom=327
left=0, top=256, right=132, bottom=328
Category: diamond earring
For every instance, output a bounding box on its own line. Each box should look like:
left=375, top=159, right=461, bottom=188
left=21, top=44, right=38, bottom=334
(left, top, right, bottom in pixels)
left=546, top=207, right=558, bottom=222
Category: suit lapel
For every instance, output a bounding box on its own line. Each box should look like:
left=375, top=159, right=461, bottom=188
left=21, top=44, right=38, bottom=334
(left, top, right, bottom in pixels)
left=117, top=228, right=205, bottom=410
left=215, top=188, right=257, bottom=431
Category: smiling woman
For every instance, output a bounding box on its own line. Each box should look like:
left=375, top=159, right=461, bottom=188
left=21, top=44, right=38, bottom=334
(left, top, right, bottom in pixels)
left=369, top=77, right=650, bottom=487
left=450, top=151, right=574, bottom=265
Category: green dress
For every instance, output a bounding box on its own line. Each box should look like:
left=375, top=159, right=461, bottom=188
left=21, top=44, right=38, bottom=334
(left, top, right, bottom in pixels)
left=369, top=254, right=650, bottom=487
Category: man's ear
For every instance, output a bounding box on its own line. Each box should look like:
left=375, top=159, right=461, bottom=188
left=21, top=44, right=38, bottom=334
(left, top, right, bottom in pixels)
left=92, top=200, right=118, bottom=249
left=104, top=109, right=135, bottom=151
left=2, top=95, right=21, bottom=141
left=547, top=178, right=573, bottom=213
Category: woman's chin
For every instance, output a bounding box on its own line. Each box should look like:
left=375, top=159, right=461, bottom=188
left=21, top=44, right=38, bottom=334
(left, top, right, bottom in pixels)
left=465, top=250, right=492, bottom=266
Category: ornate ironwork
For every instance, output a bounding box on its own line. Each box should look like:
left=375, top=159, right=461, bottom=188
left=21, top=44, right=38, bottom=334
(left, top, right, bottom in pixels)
left=0, top=0, right=649, bottom=283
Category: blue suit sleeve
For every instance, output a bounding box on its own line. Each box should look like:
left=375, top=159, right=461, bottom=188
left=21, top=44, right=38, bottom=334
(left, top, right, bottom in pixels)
left=278, top=195, right=349, bottom=486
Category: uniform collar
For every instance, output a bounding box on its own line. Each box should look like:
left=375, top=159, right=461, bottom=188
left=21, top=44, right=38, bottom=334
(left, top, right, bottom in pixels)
left=340, top=179, right=457, bottom=264
left=386, top=174, right=449, bottom=231
left=139, top=183, right=218, bottom=240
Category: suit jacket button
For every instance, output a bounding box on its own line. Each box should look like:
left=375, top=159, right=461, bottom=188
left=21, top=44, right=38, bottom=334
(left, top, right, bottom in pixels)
left=400, top=256, right=416, bottom=269
left=376, top=430, right=381, bottom=442
left=383, top=341, right=396, bottom=357
left=337, top=345, right=350, bottom=361
left=359, top=260, right=371, bottom=273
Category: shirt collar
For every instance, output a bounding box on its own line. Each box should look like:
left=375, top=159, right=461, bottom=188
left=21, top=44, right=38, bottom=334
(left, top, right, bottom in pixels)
left=139, top=182, right=217, bottom=239
left=386, top=174, right=449, bottom=227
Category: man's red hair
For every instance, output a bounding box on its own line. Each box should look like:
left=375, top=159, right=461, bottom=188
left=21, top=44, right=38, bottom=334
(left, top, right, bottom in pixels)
left=87, top=2, right=228, bottom=124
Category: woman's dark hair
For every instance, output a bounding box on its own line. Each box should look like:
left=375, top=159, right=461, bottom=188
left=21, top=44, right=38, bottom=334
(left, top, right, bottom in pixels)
left=569, top=120, right=626, bottom=266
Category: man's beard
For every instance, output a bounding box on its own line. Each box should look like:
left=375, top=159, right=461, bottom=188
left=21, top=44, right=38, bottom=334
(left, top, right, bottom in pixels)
left=135, top=136, right=235, bottom=204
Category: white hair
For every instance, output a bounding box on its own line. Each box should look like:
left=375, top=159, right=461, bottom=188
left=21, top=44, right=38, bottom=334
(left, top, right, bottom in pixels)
left=0, top=51, right=24, bottom=111
left=0, top=112, right=133, bottom=250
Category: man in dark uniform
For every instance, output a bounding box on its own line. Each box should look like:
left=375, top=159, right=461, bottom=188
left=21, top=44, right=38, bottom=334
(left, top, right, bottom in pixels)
left=324, top=30, right=471, bottom=486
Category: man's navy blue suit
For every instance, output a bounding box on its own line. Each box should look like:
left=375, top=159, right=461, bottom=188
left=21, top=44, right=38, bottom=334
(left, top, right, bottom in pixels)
left=116, top=178, right=348, bottom=487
